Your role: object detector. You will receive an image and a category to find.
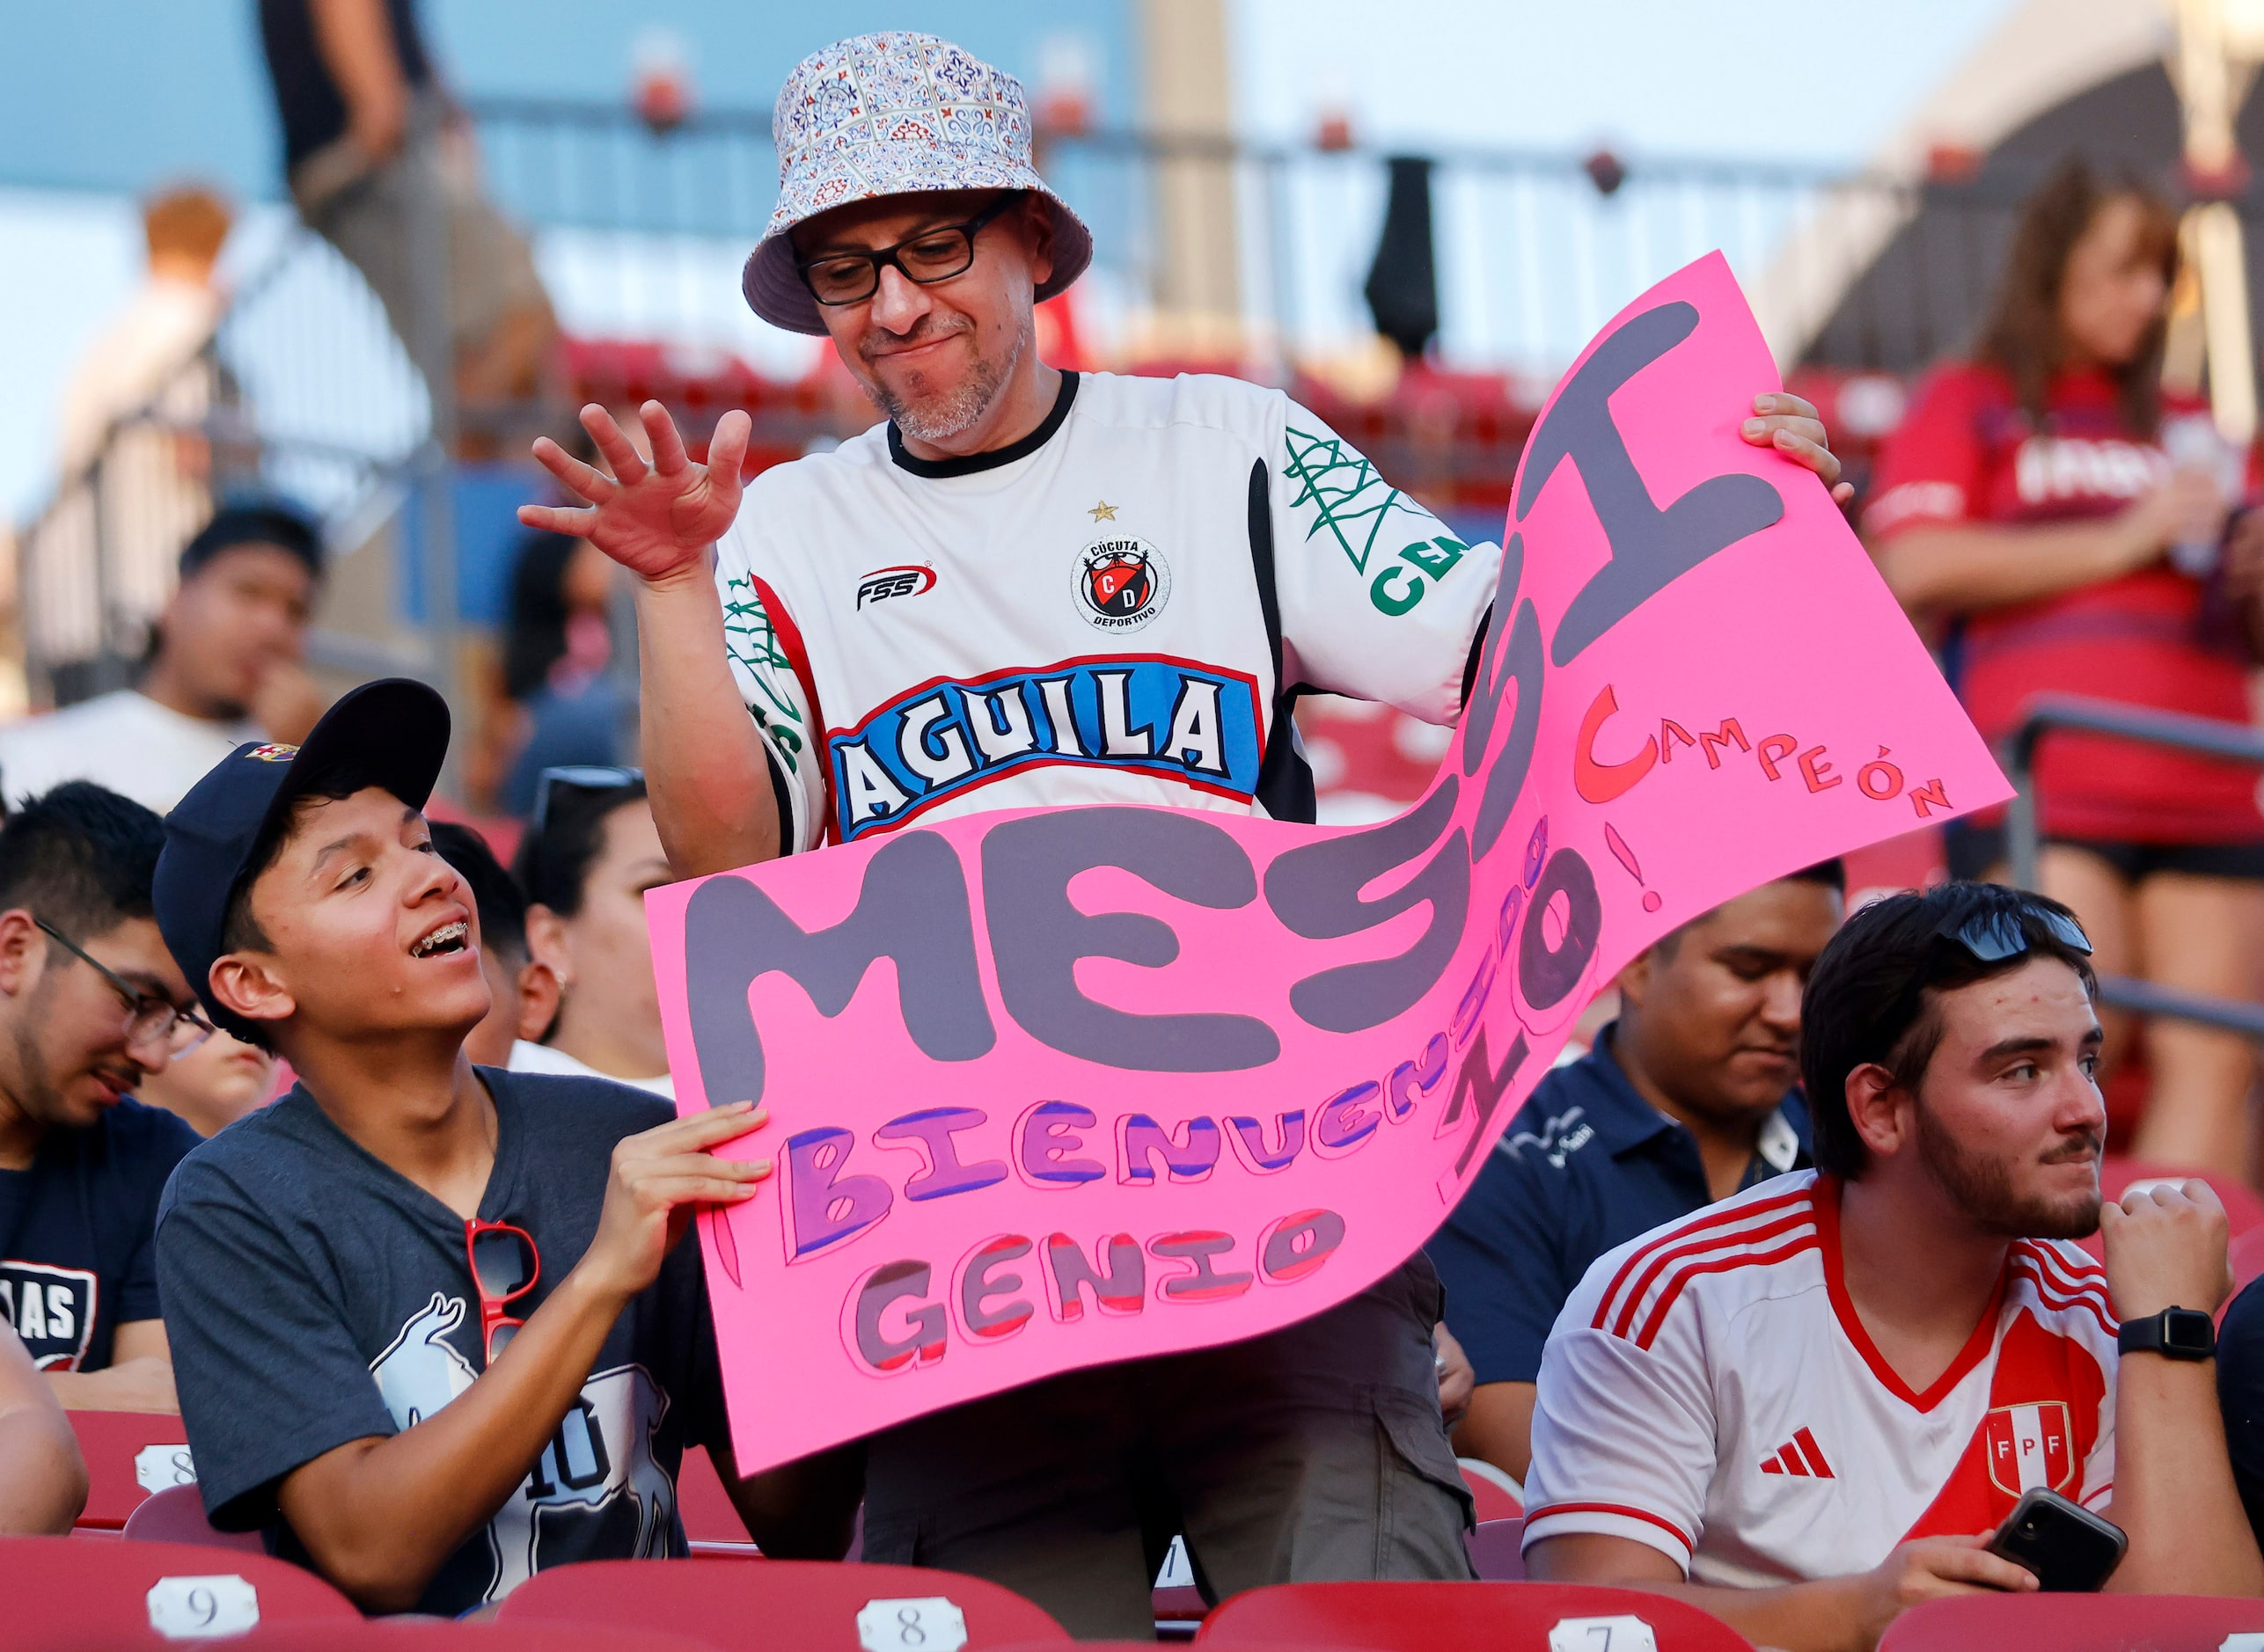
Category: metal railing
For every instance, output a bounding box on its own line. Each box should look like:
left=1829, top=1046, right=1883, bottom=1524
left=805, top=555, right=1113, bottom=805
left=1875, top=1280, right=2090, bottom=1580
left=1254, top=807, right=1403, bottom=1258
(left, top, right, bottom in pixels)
left=29, top=106, right=2264, bottom=720
left=466, top=98, right=2076, bottom=378
left=2006, top=694, right=2264, bottom=1042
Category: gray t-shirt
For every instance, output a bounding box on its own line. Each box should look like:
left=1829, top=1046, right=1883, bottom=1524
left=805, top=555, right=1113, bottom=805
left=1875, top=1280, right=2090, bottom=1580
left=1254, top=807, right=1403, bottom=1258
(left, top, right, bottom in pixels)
left=155, top=1067, right=728, bottom=1615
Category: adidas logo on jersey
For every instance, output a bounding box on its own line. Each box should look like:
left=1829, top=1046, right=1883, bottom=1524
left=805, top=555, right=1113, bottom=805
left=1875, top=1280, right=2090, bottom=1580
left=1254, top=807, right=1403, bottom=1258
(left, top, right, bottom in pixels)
left=1758, top=1427, right=1834, bottom=1479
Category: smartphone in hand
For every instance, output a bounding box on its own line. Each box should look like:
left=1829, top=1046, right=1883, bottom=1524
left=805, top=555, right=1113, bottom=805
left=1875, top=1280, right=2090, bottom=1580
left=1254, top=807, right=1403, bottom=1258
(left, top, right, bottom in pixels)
left=1988, top=1487, right=2128, bottom=1591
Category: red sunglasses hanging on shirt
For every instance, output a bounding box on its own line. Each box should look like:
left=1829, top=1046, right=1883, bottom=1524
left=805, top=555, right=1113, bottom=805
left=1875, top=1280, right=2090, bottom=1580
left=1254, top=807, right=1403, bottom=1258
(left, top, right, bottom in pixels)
left=464, top=1217, right=540, bottom=1363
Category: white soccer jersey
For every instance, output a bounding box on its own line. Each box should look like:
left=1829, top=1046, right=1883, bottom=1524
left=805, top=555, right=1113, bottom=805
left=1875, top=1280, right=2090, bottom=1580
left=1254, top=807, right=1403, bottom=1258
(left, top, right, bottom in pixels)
left=714, top=369, right=1501, bottom=849
left=1521, top=1170, right=2118, bottom=1587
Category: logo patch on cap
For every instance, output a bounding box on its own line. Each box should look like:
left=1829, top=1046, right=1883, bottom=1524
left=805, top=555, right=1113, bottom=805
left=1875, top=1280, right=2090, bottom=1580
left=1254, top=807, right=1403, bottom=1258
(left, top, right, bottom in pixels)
left=245, top=743, right=298, bottom=763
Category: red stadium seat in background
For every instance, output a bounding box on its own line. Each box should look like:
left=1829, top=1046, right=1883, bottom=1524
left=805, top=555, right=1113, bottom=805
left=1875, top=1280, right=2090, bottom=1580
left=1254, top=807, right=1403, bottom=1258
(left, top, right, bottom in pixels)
left=676, top=1445, right=756, bottom=1553
left=1878, top=1591, right=2264, bottom=1650
left=122, top=1483, right=263, bottom=1553
left=1467, top=1517, right=1526, bottom=1581
left=234, top=1623, right=716, bottom=1652
left=67, top=1409, right=192, bottom=1530
left=2232, top=1223, right=2264, bottom=1291
left=994, top=1643, right=1363, bottom=1652
left=496, top=1558, right=1069, bottom=1650
left=1195, top=1581, right=1755, bottom=1651
left=6, top=1533, right=359, bottom=1649
left=1459, top=1458, right=1524, bottom=1521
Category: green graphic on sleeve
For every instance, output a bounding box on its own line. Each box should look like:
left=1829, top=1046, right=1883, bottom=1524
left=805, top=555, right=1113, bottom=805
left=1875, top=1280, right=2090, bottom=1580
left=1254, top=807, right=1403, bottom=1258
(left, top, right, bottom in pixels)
left=1284, top=425, right=1423, bottom=575
left=722, top=575, right=808, bottom=771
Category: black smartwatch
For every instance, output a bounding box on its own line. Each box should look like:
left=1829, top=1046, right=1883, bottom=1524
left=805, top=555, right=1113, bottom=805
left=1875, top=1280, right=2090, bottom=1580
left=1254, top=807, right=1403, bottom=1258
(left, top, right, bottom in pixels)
left=2117, top=1306, right=2216, bottom=1361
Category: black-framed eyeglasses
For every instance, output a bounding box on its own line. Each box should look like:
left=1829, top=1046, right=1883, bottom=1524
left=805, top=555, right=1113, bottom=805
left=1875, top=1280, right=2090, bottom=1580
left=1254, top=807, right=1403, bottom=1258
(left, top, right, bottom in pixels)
left=34, top=917, right=215, bottom=1056
left=1935, top=898, right=2093, bottom=965
left=531, top=765, right=642, bottom=831
left=794, top=191, right=1027, bottom=308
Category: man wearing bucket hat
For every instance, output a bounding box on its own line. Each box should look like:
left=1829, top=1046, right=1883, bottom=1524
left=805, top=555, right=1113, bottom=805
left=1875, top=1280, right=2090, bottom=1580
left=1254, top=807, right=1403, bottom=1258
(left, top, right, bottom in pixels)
left=520, top=30, right=1851, bottom=1634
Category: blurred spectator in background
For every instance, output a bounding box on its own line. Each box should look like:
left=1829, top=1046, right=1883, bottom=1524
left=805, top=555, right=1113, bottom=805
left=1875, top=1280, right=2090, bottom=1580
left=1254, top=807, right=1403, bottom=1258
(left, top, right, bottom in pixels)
left=0, top=1324, right=84, bottom=1534
left=29, top=186, right=246, bottom=693
left=0, top=504, right=325, bottom=813
left=55, top=185, right=237, bottom=574
left=257, top=0, right=556, bottom=449
left=469, top=530, right=631, bottom=816
left=135, top=1031, right=275, bottom=1139
left=509, top=769, right=671, bottom=1096
left=0, top=785, right=205, bottom=1414
left=1867, top=160, right=2264, bottom=1178
left=427, top=821, right=558, bottom=1068
left=1431, top=863, right=1841, bottom=1482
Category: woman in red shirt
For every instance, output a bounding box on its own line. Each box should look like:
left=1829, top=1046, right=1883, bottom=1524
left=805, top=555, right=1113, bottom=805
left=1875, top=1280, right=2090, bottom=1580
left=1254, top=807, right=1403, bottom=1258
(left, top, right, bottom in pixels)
left=1868, top=161, right=2264, bottom=1177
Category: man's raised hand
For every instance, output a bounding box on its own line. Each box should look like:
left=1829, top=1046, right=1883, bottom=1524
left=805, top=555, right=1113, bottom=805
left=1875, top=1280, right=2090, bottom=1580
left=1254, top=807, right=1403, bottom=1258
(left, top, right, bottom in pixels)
left=519, top=401, right=752, bottom=583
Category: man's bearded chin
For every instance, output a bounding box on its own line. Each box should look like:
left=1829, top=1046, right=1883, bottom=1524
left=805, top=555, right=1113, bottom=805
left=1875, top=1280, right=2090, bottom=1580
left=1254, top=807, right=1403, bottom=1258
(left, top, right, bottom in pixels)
left=860, top=314, right=1027, bottom=443
left=1917, top=1107, right=2104, bottom=1239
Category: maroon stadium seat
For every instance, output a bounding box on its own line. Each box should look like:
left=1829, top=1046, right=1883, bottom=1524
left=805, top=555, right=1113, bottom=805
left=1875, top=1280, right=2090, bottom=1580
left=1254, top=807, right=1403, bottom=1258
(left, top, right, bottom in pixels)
left=66, top=1407, right=192, bottom=1530
left=675, top=1445, right=755, bottom=1553
left=1878, top=1591, right=2264, bottom=1650
left=1460, top=1458, right=1524, bottom=1521
left=234, top=1624, right=714, bottom=1652
left=2233, top=1223, right=2264, bottom=1291
left=5, top=1533, right=359, bottom=1649
left=1195, top=1580, right=1754, bottom=1650
left=122, top=1482, right=263, bottom=1552
left=994, top=1643, right=1360, bottom=1652
left=1467, top=1517, right=1527, bottom=1580
left=495, top=1557, right=1069, bottom=1649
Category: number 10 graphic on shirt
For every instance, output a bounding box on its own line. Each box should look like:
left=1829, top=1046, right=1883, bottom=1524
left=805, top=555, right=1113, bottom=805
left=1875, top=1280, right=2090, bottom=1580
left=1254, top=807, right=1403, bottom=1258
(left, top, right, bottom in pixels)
left=647, top=253, right=2014, bottom=1475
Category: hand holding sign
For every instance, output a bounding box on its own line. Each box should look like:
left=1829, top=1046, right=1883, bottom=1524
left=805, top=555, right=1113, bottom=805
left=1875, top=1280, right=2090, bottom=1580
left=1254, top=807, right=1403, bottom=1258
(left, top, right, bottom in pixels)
left=572, top=1101, right=773, bottom=1305
left=648, top=253, right=2009, bottom=1474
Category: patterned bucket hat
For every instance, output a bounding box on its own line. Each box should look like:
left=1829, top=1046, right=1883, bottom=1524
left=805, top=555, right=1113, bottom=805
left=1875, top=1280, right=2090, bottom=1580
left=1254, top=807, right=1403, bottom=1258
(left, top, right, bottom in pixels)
left=743, top=32, right=1095, bottom=336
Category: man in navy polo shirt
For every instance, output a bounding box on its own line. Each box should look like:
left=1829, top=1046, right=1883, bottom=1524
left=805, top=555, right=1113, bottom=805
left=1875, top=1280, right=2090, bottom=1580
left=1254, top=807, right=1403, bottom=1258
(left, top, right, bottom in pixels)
left=1429, top=860, right=1843, bottom=1481
left=0, top=784, right=206, bottom=1412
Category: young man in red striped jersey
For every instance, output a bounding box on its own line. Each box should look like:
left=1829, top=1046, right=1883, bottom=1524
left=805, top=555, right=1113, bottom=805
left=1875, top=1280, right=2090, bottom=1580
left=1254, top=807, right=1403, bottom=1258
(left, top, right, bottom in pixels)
left=1522, top=881, right=2260, bottom=1651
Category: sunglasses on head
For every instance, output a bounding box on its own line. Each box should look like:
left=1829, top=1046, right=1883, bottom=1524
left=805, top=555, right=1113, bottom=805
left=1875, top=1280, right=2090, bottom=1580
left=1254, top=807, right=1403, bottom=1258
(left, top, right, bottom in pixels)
left=465, top=1218, right=539, bottom=1363
left=530, top=764, right=642, bottom=831
left=1934, top=897, right=2093, bottom=965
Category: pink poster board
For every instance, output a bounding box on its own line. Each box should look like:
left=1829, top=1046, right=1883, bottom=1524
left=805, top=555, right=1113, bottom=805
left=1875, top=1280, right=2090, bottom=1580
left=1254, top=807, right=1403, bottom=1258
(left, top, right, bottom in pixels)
left=647, top=252, right=2011, bottom=1474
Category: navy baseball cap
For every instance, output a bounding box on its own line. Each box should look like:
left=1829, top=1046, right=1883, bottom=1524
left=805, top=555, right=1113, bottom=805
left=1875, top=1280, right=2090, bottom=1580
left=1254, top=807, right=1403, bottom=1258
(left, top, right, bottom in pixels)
left=155, top=678, right=450, bottom=1027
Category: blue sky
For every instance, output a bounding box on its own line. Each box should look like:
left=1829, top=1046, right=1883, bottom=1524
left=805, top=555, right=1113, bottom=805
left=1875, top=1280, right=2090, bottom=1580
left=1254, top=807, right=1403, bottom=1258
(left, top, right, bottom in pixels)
left=0, top=0, right=2018, bottom=519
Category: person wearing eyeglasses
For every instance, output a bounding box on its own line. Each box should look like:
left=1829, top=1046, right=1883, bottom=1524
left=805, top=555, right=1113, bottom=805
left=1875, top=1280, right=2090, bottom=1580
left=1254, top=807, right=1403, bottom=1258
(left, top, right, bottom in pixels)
left=507, top=767, right=671, bottom=1097
left=1520, top=882, right=2263, bottom=1651
left=0, top=783, right=208, bottom=1414
left=147, top=683, right=845, bottom=1616
left=510, top=31, right=1857, bottom=1636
